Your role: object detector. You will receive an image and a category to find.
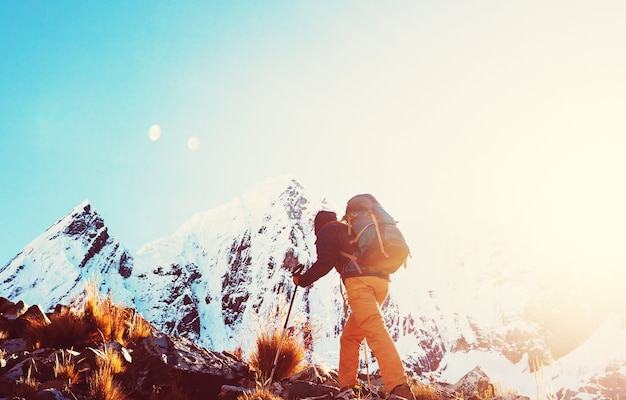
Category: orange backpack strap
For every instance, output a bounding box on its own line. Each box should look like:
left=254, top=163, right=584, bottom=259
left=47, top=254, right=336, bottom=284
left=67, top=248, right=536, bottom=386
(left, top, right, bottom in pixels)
left=350, top=222, right=374, bottom=245
left=368, top=210, right=389, bottom=258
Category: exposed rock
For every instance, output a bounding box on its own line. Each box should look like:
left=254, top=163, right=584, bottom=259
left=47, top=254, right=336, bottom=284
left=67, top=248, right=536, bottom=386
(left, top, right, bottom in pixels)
left=36, top=388, right=66, bottom=399
left=285, top=380, right=339, bottom=400
left=135, top=331, right=256, bottom=397
left=0, top=298, right=28, bottom=319
left=449, top=366, right=494, bottom=399
left=0, top=338, right=27, bottom=355
left=282, top=365, right=337, bottom=385
left=0, top=312, right=256, bottom=399
left=12, top=304, right=50, bottom=338
left=218, top=384, right=254, bottom=399
left=0, top=298, right=514, bottom=400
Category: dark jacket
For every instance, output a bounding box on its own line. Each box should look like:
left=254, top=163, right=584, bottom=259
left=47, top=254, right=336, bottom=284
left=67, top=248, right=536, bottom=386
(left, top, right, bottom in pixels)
left=297, top=220, right=358, bottom=287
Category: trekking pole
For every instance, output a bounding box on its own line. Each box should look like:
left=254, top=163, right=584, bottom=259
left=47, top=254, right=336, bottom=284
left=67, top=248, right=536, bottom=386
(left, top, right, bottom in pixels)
left=363, top=339, right=371, bottom=392
left=267, top=264, right=304, bottom=385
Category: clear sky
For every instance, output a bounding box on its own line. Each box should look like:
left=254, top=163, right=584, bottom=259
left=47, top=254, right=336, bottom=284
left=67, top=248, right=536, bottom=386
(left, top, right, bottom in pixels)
left=2, top=1, right=626, bottom=297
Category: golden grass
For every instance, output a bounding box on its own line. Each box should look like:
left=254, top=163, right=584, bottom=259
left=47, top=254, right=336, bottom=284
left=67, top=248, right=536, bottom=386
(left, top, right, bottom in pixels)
left=127, top=309, right=154, bottom=343
left=26, top=306, right=92, bottom=349
left=83, top=284, right=131, bottom=345
left=411, top=381, right=443, bottom=400
left=13, top=365, right=39, bottom=399
left=250, top=329, right=305, bottom=383
left=25, top=281, right=153, bottom=351
left=87, top=366, right=128, bottom=400
left=86, top=342, right=132, bottom=400
left=236, top=387, right=283, bottom=400
left=17, top=281, right=157, bottom=400
left=54, top=350, right=85, bottom=387
left=93, top=345, right=127, bottom=375
left=231, top=346, right=244, bottom=360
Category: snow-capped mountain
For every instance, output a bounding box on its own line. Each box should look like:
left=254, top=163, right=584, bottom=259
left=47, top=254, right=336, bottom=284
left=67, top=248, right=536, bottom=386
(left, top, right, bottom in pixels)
left=127, top=176, right=345, bottom=359
left=1, top=175, right=624, bottom=399
left=0, top=200, right=135, bottom=307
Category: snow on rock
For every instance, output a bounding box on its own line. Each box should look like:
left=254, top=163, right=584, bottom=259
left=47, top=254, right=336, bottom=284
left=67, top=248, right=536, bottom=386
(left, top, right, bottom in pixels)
left=129, top=175, right=343, bottom=357
left=0, top=200, right=134, bottom=308
left=1, top=176, right=625, bottom=400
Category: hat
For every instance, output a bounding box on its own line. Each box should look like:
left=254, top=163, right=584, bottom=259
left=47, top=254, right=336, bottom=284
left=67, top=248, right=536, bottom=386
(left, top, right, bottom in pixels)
left=314, top=211, right=337, bottom=234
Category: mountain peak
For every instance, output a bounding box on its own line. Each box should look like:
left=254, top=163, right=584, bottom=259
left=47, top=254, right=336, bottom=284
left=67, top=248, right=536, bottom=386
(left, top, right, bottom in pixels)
left=0, top=200, right=134, bottom=307
left=75, top=198, right=91, bottom=210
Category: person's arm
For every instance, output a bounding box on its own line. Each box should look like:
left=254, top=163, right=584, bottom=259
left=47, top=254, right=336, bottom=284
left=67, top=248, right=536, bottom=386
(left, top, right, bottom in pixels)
left=294, top=227, right=338, bottom=287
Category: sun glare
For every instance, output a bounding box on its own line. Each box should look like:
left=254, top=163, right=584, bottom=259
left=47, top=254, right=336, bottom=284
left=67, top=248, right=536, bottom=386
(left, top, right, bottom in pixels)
left=148, top=125, right=161, bottom=141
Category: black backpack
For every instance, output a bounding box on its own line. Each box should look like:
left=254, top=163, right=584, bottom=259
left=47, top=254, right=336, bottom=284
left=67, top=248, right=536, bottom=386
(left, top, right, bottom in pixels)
left=341, top=194, right=410, bottom=276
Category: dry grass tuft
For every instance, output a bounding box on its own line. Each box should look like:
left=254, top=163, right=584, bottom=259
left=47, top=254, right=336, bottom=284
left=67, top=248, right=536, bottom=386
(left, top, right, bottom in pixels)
left=7, top=281, right=160, bottom=400
left=83, top=285, right=131, bottom=345
left=250, top=329, right=305, bottom=383
left=12, top=365, right=40, bottom=399
left=82, top=282, right=153, bottom=347
left=93, top=345, right=127, bottom=375
left=54, top=350, right=85, bottom=387
left=231, top=346, right=244, bottom=360
left=236, top=387, right=283, bottom=400
left=87, top=366, right=128, bottom=400
left=25, top=282, right=153, bottom=350
left=26, top=307, right=92, bottom=349
left=86, top=343, right=130, bottom=400
left=412, top=381, right=443, bottom=400
left=127, top=309, right=154, bottom=343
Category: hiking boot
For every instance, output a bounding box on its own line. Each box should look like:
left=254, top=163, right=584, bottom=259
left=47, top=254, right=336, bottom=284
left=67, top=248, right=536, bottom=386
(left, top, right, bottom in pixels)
left=335, top=385, right=360, bottom=399
left=389, top=383, right=416, bottom=400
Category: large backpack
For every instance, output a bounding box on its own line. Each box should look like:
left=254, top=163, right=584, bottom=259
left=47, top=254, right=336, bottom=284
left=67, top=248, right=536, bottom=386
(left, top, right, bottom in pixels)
left=341, top=194, right=410, bottom=276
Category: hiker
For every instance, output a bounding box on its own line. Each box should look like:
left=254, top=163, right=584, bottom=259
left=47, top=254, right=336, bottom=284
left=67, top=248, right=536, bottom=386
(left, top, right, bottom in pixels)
left=293, top=209, right=415, bottom=400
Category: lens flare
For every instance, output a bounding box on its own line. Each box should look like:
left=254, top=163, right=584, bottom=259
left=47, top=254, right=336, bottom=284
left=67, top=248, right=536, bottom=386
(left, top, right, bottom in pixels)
left=187, top=136, right=200, bottom=151
left=148, top=125, right=161, bottom=141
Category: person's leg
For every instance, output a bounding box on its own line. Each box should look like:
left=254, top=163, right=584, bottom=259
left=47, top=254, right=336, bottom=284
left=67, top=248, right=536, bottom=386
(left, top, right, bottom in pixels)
left=338, top=310, right=365, bottom=388
left=344, top=276, right=408, bottom=391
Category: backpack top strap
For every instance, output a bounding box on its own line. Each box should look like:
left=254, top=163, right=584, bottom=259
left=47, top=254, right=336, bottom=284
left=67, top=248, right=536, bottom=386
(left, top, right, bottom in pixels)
left=368, top=210, right=388, bottom=258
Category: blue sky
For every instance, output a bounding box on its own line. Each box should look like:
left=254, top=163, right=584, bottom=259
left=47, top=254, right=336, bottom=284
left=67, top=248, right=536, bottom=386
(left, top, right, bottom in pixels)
left=2, top=1, right=626, bottom=288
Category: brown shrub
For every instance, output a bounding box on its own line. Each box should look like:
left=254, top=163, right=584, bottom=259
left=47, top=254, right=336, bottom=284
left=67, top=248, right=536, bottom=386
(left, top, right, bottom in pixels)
left=87, top=366, right=127, bottom=400
left=127, top=310, right=154, bottom=344
left=81, top=281, right=152, bottom=346
left=83, top=289, right=130, bottom=345
left=236, top=387, right=283, bottom=400
left=12, top=365, right=39, bottom=399
left=54, top=350, right=85, bottom=387
left=26, top=307, right=92, bottom=349
left=412, top=381, right=443, bottom=400
left=93, top=345, right=127, bottom=375
left=26, top=284, right=152, bottom=351
left=250, top=329, right=305, bottom=383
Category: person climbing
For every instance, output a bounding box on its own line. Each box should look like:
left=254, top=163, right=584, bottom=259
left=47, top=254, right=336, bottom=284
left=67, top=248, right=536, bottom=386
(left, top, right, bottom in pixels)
left=293, top=207, right=415, bottom=400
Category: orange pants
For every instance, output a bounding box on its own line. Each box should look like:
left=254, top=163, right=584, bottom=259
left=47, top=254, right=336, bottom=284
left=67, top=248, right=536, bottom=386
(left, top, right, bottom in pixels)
left=338, top=276, right=408, bottom=391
